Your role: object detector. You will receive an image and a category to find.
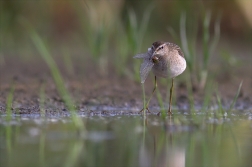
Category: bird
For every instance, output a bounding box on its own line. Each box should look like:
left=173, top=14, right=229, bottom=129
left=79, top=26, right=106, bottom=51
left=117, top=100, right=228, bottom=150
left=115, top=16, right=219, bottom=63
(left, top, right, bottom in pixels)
left=134, top=41, right=186, bottom=115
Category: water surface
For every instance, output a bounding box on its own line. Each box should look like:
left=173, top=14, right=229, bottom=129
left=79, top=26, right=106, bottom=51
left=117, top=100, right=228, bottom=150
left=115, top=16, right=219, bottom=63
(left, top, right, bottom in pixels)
left=1, top=111, right=252, bottom=167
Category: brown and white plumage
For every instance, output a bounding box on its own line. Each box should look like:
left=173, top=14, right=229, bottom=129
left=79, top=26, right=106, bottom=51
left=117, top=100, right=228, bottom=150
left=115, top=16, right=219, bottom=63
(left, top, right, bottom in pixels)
left=134, top=41, right=186, bottom=115
left=134, top=41, right=186, bottom=82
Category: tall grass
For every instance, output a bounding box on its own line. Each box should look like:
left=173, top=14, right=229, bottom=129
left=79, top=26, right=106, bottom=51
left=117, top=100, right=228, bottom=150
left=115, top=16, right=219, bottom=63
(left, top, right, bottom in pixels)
left=79, top=1, right=113, bottom=75
left=39, top=84, right=46, bottom=119
left=6, top=125, right=13, bottom=166
left=126, top=5, right=154, bottom=115
left=156, top=86, right=166, bottom=117
left=87, top=22, right=110, bottom=75
left=39, top=130, right=46, bottom=167
left=20, top=18, right=85, bottom=131
left=228, top=81, right=243, bottom=112
left=141, top=84, right=147, bottom=117
left=168, top=11, right=221, bottom=90
left=114, top=24, right=132, bottom=77
left=126, top=5, right=154, bottom=81
left=215, top=80, right=243, bottom=117
left=6, top=85, right=15, bottom=122
left=4, top=85, right=15, bottom=166
left=64, top=140, right=84, bottom=167
left=165, top=11, right=221, bottom=113
left=202, top=81, right=215, bottom=112
left=30, top=30, right=84, bottom=130
left=216, top=91, right=225, bottom=117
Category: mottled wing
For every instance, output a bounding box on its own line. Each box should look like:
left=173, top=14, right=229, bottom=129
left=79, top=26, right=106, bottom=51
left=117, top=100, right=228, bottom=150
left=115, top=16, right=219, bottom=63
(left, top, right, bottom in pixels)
left=140, top=58, right=154, bottom=83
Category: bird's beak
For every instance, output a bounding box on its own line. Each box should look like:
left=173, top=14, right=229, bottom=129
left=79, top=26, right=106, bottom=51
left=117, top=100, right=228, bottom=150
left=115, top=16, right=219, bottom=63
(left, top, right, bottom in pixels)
left=152, top=56, right=159, bottom=64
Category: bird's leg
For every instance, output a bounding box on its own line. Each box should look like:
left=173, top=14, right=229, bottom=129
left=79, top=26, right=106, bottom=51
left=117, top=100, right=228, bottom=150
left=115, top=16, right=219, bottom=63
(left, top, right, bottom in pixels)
left=140, top=76, right=157, bottom=113
left=157, top=78, right=174, bottom=116
left=168, top=78, right=174, bottom=115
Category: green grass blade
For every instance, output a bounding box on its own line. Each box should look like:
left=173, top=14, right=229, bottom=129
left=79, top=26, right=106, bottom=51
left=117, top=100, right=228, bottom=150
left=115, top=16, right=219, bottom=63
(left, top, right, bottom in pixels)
left=138, top=3, right=154, bottom=49
left=156, top=87, right=165, bottom=117
left=6, top=85, right=15, bottom=122
left=30, top=32, right=71, bottom=107
left=141, top=83, right=146, bottom=116
left=186, top=73, right=195, bottom=113
left=167, top=27, right=180, bottom=44
left=216, top=92, right=224, bottom=117
left=229, top=81, right=243, bottom=111
left=30, top=32, right=84, bottom=130
left=202, top=11, right=211, bottom=69
left=20, top=18, right=85, bottom=130
left=64, top=140, right=84, bottom=167
left=202, top=81, right=214, bottom=112
left=180, top=12, right=190, bottom=59
left=210, top=14, right=221, bottom=56
left=39, top=84, right=46, bottom=119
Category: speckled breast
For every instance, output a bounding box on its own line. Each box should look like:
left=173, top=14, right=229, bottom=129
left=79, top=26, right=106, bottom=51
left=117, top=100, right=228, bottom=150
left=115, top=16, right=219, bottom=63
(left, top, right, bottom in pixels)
left=152, top=55, right=186, bottom=79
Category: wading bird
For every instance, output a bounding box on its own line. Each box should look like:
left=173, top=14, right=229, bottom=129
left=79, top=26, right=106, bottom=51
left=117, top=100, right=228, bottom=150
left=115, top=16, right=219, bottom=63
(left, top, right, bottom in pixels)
left=134, top=41, right=186, bottom=115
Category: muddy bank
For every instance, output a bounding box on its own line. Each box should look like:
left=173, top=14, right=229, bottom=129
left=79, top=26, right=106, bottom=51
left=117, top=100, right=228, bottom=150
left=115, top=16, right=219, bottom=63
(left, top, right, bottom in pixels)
left=0, top=81, right=251, bottom=116
left=0, top=53, right=252, bottom=116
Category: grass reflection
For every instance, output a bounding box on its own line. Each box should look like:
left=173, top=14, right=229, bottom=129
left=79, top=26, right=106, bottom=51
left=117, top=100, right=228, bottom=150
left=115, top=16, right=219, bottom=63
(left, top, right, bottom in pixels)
left=0, top=114, right=252, bottom=167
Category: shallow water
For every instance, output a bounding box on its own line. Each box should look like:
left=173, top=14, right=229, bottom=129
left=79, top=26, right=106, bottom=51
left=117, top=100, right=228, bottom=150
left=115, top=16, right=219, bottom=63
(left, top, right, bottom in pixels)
left=1, top=111, right=252, bottom=167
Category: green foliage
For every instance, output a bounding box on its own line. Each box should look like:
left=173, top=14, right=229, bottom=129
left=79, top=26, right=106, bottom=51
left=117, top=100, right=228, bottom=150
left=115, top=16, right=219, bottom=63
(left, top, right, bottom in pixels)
left=20, top=18, right=85, bottom=130
left=30, top=30, right=85, bottom=130
left=88, top=24, right=108, bottom=60
left=122, top=5, right=154, bottom=80
left=5, top=85, right=15, bottom=122
left=202, top=81, right=215, bottom=112
left=39, top=84, right=46, bottom=119
left=141, top=84, right=147, bottom=116
left=155, top=87, right=166, bottom=117
left=229, top=81, right=243, bottom=112
left=185, top=72, right=196, bottom=113
left=216, top=91, right=225, bottom=117
left=168, top=11, right=221, bottom=89
left=79, top=1, right=112, bottom=75
left=215, top=81, right=243, bottom=117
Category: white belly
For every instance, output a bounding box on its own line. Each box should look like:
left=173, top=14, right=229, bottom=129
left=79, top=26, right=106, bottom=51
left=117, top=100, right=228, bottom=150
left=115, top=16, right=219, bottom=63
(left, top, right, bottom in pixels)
left=152, top=56, right=186, bottom=78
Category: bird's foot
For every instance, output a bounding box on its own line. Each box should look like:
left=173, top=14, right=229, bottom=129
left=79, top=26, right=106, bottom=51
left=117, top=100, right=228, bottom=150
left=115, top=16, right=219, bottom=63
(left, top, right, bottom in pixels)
left=139, top=107, right=151, bottom=114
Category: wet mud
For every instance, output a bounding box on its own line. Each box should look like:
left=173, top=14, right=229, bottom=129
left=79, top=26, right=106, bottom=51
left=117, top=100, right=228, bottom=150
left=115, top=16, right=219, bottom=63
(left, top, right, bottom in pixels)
left=0, top=54, right=252, bottom=116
